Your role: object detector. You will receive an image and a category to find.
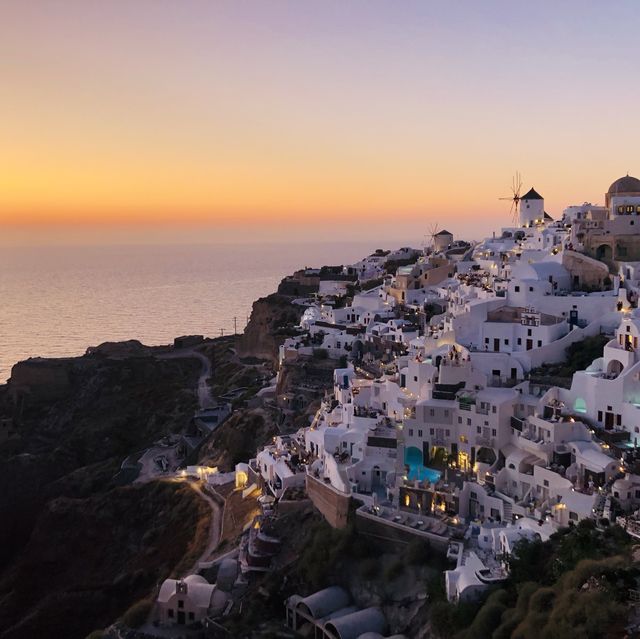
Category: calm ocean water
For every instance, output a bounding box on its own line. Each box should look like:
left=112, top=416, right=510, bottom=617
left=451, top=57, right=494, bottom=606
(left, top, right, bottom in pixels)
left=0, top=241, right=377, bottom=381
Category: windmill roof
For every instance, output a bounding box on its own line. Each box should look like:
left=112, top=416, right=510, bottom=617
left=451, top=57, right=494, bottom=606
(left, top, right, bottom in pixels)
left=522, top=188, right=543, bottom=200
left=435, top=230, right=453, bottom=236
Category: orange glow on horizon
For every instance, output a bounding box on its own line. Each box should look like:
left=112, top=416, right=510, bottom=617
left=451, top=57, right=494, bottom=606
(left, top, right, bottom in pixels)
left=2, top=2, right=638, bottom=237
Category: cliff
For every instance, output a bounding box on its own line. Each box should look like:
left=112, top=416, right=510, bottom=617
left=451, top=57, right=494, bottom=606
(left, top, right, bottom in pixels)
left=198, top=407, right=279, bottom=470
left=0, top=481, right=209, bottom=639
left=0, top=348, right=204, bottom=638
left=237, top=293, right=305, bottom=365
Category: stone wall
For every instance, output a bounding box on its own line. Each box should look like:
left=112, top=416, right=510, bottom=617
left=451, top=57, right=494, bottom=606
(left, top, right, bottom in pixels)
left=562, top=251, right=611, bottom=290
left=355, top=509, right=450, bottom=553
left=305, top=474, right=350, bottom=529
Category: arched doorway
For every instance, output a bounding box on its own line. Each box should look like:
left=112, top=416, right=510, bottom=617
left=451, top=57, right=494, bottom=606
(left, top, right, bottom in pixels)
left=606, top=359, right=624, bottom=378
left=596, top=244, right=613, bottom=261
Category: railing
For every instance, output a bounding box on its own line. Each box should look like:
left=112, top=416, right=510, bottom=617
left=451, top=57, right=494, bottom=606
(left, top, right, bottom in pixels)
left=433, top=390, right=457, bottom=400
left=476, top=436, right=494, bottom=447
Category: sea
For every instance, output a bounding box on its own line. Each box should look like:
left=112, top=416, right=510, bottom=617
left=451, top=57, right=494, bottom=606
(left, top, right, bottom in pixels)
left=0, top=241, right=380, bottom=381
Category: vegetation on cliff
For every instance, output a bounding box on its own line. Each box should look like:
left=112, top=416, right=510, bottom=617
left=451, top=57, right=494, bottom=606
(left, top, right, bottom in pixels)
left=528, top=334, right=609, bottom=387
left=429, top=520, right=637, bottom=639
left=0, top=481, right=209, bottom=639
left=0, top=349, right=206, bottom=639
left=199, top=408, right=278, bottom=470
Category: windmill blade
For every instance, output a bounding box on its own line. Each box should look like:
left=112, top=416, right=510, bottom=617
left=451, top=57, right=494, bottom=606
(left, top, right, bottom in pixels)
left=500, top=172, right=524, bottom=225
left=514, top=171, right=523, bottom=199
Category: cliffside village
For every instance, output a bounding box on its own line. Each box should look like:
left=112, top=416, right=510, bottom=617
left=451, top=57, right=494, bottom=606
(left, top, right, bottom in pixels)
left=240, top=175, right=640, bottom=611
left=144, top=175, right=640, bottom=639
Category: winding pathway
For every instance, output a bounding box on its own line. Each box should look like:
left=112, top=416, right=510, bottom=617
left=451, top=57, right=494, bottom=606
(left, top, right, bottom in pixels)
left=158, top=347, right=214, bottom=409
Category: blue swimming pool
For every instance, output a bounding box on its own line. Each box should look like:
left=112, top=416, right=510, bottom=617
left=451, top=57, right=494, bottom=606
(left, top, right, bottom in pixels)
left=404, top=446, right=442, bottom=483
left=406, top=464, right=441, bottom=483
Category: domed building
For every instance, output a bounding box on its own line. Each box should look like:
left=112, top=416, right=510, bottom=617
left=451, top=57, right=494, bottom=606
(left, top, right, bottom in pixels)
left=574, top=173, right=640, bottom=263
left=157, top=574, right=228, bottom=626
left=605, top=174, right=640, bottom=215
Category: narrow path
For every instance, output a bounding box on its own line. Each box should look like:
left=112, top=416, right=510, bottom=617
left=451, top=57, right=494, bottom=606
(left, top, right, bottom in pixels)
left=158, top=347, right=214, bottom=409
left=184, top=481, right=224, bottom=573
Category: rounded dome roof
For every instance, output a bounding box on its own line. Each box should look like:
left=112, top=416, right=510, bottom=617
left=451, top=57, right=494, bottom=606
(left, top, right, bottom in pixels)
left=184, top=574, right=208, bottom=585
left=608, top=175, right=640, bottom=195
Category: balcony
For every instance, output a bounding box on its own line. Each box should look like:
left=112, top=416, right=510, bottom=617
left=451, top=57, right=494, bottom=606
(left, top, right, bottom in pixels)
left=476, top=436, right=494, bottom=447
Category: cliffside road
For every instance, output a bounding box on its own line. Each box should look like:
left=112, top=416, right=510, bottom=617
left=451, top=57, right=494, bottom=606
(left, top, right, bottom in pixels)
left=158, top=347, right=214, bottom=409
left=135, top=348, right=215, bottom=484
left=187, top=482, right=225, bottom=571
left=195, top=350, right=213, bottom=409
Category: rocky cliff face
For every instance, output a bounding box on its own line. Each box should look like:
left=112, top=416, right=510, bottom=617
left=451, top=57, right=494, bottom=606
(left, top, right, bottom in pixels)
left=0, top=348, right=203, bottom=638
left=198, top=407, right=279, bottom=471
left=237, top=293, right=305, bottom=365
left=0, top=481, right=209, bottom=639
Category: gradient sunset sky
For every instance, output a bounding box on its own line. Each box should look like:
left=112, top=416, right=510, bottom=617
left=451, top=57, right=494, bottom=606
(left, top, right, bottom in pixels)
left=2, top=1, right=639, bottom=243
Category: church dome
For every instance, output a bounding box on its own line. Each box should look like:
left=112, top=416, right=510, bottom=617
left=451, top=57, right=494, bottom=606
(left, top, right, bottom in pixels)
left=607, top=175, right=640, bottom=195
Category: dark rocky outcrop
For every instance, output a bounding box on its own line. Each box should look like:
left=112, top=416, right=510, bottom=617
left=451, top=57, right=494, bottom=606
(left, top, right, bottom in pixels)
left=237, top=293, right=305, bottom=365
left=0, top=348, right=204, bottom=638
left=0, top=481, right=209, bottom=639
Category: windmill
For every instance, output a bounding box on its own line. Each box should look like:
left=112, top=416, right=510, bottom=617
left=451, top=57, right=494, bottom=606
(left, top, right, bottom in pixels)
left=424, top=222, right=439, bottom=253
left=499, top=172, right=523, bottom=226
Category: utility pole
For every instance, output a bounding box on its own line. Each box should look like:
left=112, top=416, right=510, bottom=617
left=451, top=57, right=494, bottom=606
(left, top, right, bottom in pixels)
left=220, top=328, right=224, bottom=337
left=233, top=316, right=238, bottom=335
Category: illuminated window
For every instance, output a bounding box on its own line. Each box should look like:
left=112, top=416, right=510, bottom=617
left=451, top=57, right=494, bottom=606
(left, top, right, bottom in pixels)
left=574, top=398, right=587, bottom=414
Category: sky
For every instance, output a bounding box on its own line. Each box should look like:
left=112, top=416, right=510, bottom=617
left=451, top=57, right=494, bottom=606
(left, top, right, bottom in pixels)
left=1, top=1, right=639, bottom=245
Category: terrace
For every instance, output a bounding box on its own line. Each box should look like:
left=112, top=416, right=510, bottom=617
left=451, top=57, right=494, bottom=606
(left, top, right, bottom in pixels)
left=357, top=503, right=455, bottom=540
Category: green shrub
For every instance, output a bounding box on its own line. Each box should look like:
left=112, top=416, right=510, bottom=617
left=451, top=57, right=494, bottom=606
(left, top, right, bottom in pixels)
left=426, top=573, right=446, bottom=602
left=359, top=557, right=380, bottom=580
left=383, top=559, right=404, bottom=582
left=405, top=538, right=431, bottom=565
left=121, top=598, right=153, bottom=629
left=429, top=600, right=454, bottom=638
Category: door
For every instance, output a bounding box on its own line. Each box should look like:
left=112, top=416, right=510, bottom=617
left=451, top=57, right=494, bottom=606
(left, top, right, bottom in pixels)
left=422, top=441, right=430, bottom=464
left=177, top=611, right=186, bottom=625
left=526, top=339, right=533, bottom=350
left=493, top=338, right=500, bottom=352
left=605, top=412, right=614, bottom=430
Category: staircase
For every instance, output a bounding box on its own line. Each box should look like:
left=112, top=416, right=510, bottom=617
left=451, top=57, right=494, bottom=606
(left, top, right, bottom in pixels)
left=502, top=501, right=513, bottom=523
